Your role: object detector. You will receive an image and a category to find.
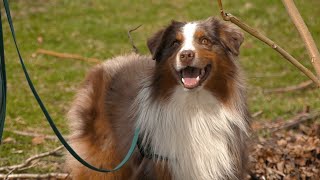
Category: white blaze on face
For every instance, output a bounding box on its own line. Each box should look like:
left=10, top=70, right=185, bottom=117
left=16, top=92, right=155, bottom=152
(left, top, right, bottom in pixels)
left=176, top=22, right=198, bottom=70
left=181, top=23, right=197, bottom=51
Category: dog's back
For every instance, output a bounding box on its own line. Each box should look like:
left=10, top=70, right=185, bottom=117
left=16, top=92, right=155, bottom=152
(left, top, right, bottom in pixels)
left=66, top=54, right=158, bottom=179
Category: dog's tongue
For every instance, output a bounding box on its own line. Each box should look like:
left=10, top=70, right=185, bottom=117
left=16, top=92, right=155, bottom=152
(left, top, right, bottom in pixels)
left=181, top=67, right=201, bottom=89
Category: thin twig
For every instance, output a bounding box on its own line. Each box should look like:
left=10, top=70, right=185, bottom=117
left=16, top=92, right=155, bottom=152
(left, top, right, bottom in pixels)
left=267, top=167, right=286, bottom=177
left=282, top=0, right=320, bottom=77
left=36, top=49, right=101, bottom=64
left=10, top=130, right=57, bottom=140
left=270, top=111, right=320, bottom=133
left=216, top=0, right=320, bottom=87
left=127, top=24, right=142, bottom=54
left=264, top=80, right=314, bottom=94
left=5, top=169, right=15, bottom=180
left=252, top=110, right=263, bottom=118
left=15, top=163, right=38, bottom=172
left=0, top=146, right=64, bottom=173
left=0, top=173, right=69, bottom=179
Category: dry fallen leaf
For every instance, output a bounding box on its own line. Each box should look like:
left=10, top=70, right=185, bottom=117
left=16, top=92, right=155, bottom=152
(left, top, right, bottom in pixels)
left=37, top=36, right=43, bottom=44
left=32, top=136, right=45, bottom=145
left=3, top=137, right=16, bottom=144
left=249, top=121, right=320, bottom=179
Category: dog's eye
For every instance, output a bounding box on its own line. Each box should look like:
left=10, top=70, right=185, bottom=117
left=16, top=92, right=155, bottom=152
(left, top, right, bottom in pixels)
left=171, top=40, right=181, bottom=47
left=200, top=37, right=211, bottom=45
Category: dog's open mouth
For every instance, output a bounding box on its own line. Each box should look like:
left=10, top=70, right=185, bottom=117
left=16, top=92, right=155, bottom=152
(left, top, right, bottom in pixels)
left=179, top=65, right=211, bottom=89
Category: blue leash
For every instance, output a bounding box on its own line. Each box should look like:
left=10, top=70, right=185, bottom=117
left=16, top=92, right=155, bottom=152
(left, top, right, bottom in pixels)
left=0, top=0, right=140, bottom=172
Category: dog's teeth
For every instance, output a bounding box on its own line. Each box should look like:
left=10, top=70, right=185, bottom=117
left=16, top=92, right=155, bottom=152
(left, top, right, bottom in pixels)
left=201, top=69, right=205, bottom=76
left=182, top=78, right=185, bottom=84
left=196, top=76, right=200, bottom=81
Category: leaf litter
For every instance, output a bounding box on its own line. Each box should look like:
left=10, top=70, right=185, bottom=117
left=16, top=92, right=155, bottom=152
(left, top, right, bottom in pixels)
left=249, top=114, right=320, bottom=180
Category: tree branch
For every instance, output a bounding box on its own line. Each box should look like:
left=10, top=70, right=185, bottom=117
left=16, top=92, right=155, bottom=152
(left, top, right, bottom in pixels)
left=36, top=49, right=101, bottom=64
left=264, top=80, right=314, bottom=94
left=0, top=146, right=64, bottom=173
left=270, top=111, right=320, bottom=133
left=10, top=130, right=57, bottom=140
left=217, top=0, right=320, bottom=87
left=282, top=0, right=320, bottom=77
left=127, top=25, right=142, bottom=54
left=0, top=173, right=69, bottom=179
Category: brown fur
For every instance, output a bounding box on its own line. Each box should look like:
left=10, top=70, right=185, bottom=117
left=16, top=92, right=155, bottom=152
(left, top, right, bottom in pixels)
left=66, top=65, right=132, bottom=179
left=66, top=54, right=163, bottom=179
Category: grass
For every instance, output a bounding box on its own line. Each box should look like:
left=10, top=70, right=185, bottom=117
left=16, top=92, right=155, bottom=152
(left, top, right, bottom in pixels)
left=1, top=0, right=319, bottom=173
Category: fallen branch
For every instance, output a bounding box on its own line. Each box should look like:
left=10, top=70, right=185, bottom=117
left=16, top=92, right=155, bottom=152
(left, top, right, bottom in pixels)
left=216, top=0, right=320, bottom=87
left=10, top=130, right=57, bottom=140
left=270, top=111, right=320, bottom=133
left=0, top=146, right=64, bottom=173
left=127, top=25, right=142, bottom=54
left=36, top=49, right=101, bottom=64
left=282, top=0, right=320, bottom=77
left=0, top=173, right=69, bottom=179
left=264, top=80, right=314, bottom=94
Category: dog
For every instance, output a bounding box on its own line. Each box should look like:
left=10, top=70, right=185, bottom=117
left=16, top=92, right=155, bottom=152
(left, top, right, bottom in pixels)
left=66, top=17, right=250, bottom=180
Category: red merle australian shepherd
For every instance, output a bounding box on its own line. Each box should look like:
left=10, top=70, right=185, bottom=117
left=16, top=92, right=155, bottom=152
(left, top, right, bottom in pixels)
left=66, top=17, right=250, bottom=180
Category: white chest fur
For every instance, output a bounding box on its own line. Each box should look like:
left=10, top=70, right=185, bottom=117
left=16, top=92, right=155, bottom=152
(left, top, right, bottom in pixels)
left=135, top=87, right=247, bottom=180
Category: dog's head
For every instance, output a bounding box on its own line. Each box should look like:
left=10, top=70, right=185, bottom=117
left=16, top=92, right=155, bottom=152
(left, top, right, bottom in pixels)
left=147, top=17, right=244, bottom=100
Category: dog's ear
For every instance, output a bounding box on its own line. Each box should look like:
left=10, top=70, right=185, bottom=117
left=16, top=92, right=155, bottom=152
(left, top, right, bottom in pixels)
left=147, top=20, right=184, bottom=61
left=147, top=28, right=165, bottom=61
left=219, top=23, right=244, bottom=56
left=207, top=17, right=244, bottom=56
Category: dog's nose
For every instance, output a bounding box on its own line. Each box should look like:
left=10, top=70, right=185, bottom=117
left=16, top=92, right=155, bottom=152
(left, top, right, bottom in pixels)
left=180, top=50, right=195, bottom=64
